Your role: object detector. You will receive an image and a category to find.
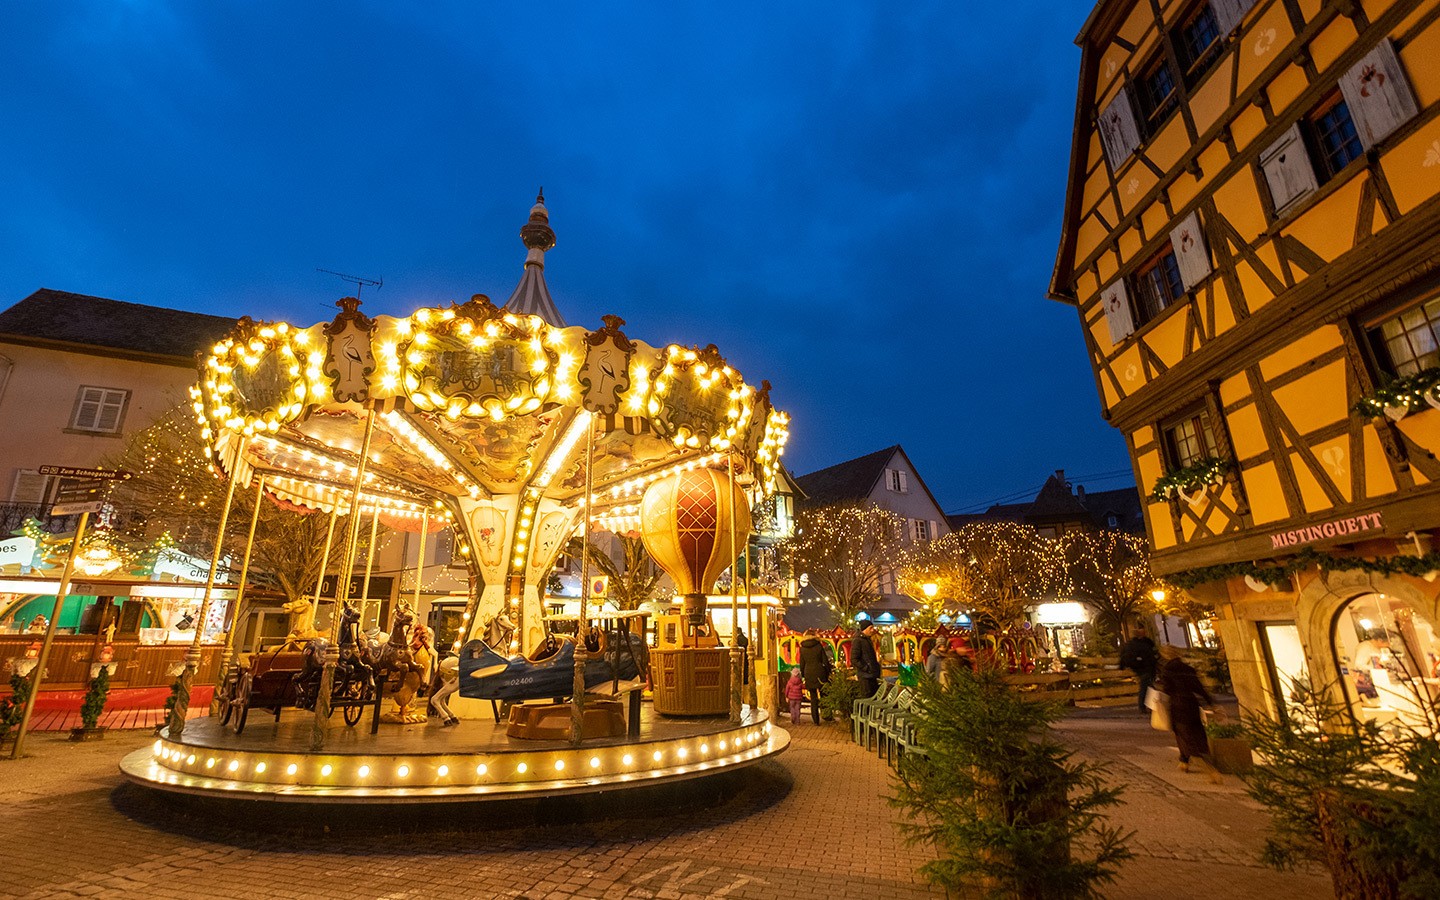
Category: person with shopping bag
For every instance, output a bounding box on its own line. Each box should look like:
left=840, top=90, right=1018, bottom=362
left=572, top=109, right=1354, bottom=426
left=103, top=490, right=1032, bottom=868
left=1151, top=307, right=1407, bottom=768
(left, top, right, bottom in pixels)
left=1155, top=645, right=1222, bottom=783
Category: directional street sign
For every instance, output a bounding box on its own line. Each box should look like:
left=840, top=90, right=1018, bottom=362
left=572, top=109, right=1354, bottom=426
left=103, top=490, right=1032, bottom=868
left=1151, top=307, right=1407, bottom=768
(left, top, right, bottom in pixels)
left=42, top=466, right=131, bottom=516
left=37, top=465, right=130, bottom=480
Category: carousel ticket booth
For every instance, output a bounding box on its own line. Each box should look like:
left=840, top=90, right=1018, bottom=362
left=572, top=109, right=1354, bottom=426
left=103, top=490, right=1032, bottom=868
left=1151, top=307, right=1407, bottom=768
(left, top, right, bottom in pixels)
left=122, top=198, right=793, bottom=801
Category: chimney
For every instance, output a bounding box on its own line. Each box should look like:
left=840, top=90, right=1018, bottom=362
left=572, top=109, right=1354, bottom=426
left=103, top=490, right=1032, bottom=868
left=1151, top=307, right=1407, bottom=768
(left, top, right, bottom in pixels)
left=1076, top=484, right=1086, bottom=503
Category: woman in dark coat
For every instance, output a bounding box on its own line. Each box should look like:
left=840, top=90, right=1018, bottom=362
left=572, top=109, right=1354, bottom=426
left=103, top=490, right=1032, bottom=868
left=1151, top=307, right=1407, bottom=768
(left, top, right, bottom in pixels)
left=797, top=636, right=833, bottom=724
left=1157, top=647, right=1221, bottom=781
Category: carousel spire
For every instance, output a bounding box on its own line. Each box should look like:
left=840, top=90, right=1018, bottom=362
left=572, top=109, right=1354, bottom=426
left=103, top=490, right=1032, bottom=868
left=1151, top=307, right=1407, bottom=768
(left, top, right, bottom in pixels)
left=503, top=189, right=565, bottom=327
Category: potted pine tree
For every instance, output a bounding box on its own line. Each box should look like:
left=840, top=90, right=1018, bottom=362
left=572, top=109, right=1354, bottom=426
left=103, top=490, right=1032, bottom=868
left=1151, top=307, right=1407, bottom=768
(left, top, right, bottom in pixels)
left=891, top=661, right=1132, bottom=898
left=0, top=672, right=32, bottom=751
left=1206, top=720, right=1253, bottom=775
left=70, top=664, right=111, bottom=741
left=819, top=665, right=859, bottom=724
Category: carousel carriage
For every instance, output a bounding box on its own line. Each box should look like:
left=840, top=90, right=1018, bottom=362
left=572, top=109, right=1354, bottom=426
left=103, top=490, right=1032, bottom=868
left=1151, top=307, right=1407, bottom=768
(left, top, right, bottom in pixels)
left=217, top=602, right=376, bottom=734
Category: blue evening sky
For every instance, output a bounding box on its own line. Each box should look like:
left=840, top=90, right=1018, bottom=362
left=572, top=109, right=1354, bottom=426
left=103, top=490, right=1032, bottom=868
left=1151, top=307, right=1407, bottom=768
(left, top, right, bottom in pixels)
left=0, top=2, right=1130, bottom=513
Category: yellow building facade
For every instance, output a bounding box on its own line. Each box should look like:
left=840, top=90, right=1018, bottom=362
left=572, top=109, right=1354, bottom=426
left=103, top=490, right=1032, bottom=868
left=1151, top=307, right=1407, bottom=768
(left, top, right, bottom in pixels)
left=1052, top=0, right=1440, bottom=730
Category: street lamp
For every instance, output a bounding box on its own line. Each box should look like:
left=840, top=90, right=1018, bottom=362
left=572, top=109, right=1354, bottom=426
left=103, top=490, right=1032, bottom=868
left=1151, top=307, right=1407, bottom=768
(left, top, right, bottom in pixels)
left=1150, top=588, right=1170, bottom=644
left=921, top=582, right=939, bottom=600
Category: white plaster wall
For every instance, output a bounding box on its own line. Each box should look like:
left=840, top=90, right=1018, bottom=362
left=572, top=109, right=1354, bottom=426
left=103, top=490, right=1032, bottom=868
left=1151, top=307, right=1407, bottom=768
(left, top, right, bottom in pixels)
left=0, top=341, right=196, bottom=498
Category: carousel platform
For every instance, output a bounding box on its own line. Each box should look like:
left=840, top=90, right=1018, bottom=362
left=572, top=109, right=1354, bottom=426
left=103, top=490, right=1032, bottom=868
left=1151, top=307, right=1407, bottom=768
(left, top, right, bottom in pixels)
left=120, top=703, right=785, bottom=803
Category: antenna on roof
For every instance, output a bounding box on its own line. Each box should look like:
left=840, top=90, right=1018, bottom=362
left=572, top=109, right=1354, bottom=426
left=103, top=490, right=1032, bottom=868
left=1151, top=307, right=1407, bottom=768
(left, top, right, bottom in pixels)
left=316, top=269, right=383, bottom=299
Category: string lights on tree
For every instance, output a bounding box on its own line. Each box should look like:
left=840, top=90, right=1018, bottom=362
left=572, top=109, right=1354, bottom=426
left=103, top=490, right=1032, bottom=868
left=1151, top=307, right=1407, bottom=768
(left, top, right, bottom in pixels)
left=780, top=502, right=907, bottom=625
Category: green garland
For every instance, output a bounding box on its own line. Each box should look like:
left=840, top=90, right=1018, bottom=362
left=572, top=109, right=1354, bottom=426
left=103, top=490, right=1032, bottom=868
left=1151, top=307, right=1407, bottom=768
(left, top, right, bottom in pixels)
left=1352, top=367, right=1440, bottom=420
left=1168, top=548, right=1440, bottom=590
left=80, top=666, right=111, bottom=731
left=1150, top=457, right=1232, bottom=502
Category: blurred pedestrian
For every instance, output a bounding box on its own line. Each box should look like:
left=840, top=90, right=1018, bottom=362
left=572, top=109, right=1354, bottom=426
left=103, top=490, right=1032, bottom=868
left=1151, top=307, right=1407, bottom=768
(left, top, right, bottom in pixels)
left=797, top=634, right=833, bottom=724
left=1119, top=624, right=1159, bottom=714
left=1157, top=645, right=1222, bottom=783
left=852, top=620, right=881, bottom=699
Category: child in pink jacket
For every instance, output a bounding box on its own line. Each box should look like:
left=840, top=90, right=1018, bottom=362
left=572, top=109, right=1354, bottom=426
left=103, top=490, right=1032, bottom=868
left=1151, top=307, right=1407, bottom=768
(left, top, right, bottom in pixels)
left=785, top=668, right=806, bottom=725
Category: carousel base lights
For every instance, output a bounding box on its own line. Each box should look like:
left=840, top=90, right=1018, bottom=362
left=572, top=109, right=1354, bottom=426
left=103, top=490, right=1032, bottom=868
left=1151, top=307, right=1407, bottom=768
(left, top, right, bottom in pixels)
left=121, top=712, right=784, bottom=802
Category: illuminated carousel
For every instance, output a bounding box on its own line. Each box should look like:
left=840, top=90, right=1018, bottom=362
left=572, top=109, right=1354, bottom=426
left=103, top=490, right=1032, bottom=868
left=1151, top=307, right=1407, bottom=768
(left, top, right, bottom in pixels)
left=121, top=196, right=792, bottom=801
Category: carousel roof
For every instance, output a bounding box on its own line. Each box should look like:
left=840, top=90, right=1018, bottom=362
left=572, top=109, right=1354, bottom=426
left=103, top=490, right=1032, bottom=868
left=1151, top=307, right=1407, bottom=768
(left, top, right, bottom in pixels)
left=192, top=198, right=791, bottom=530
left=503, top=191, right=565, bottom=328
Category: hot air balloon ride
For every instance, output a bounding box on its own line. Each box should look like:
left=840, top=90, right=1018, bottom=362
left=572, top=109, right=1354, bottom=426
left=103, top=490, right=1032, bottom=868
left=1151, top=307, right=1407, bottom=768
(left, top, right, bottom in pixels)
left=639, top=466, right=752, bottom=715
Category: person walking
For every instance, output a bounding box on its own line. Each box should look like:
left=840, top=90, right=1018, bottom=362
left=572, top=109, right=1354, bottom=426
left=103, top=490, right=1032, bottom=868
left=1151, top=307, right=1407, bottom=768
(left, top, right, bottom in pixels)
left=1157, top=646, right=1222, bottom=782
left=1119, top=624, right=1160, bottom=714
left=925, top=643, right=949, bottom=681
left=797, top=634, right=833, bottom=724
left=784, top=667, right=806, bottom=725
left=851, top=620, right=882, bottom=699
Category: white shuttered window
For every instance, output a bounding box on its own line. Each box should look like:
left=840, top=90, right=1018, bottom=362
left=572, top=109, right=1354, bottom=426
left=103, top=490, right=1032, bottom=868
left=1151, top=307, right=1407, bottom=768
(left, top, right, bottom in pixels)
left=1100, top=280, right=1136, bottom=345
left=10, top=470, right=53, bottom=504
left=886, top=469, right=909, bottom=493
left=70, top=386, right=130, bottom=433
left=1260, top=123, right=1320, bottom=214
left=1212, top=0, right=1257, bottom=34
left=1168, top=211, right=1213, bottom=290
left=1339, top=39, right=1419, bottom=149
left=1098, top=90, right=1143, bottom=170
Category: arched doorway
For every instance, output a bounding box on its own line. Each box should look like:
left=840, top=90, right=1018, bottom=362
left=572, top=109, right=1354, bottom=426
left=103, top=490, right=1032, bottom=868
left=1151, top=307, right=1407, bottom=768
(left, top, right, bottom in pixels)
left=1332, top=592, right=1440, bottom=735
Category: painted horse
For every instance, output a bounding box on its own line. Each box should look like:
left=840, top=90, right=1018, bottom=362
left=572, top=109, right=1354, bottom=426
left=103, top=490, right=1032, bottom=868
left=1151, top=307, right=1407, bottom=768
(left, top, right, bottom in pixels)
left=375, top=604, right=430, bottom=723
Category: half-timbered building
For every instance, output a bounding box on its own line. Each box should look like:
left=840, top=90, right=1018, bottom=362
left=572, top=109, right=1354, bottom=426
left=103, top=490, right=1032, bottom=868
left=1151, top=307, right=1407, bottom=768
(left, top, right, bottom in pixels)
left=1052, top=0, right=1440, bottom=732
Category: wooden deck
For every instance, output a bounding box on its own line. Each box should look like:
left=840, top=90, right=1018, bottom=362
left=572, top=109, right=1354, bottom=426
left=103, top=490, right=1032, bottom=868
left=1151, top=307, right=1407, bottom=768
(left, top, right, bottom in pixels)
left=9, top=686, right=213, bottom=733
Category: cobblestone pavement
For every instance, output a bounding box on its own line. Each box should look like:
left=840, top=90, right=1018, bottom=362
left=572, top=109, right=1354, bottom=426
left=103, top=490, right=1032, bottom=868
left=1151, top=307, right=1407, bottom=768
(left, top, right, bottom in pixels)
left=1055, top=706, right=1331, bottom=899
left=0, top=708, right=1331, bottom=900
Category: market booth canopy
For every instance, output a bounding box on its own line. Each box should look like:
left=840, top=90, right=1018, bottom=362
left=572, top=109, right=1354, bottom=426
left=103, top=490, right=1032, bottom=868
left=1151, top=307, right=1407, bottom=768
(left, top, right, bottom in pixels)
left=191, top=201, right=790, bottom=655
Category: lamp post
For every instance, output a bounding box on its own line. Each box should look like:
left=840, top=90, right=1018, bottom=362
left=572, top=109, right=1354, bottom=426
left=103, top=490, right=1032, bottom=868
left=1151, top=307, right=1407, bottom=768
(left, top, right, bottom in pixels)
left=1150, top=588, right=1168, bottom=644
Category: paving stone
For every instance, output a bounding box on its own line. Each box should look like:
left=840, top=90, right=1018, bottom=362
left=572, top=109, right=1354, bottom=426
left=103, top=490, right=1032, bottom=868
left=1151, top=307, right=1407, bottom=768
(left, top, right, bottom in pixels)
left=0, top=708, right=1335, bottom=899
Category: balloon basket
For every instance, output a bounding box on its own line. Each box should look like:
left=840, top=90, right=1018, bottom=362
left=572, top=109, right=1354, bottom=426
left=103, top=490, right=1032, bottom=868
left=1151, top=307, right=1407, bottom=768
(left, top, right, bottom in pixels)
left=652, top=648, right=731, bottom=716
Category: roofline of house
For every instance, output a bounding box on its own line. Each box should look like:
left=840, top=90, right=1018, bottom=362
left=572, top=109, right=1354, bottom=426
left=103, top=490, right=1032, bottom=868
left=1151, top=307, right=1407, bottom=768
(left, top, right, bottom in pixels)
left=0, top=332, right=201, bottom=369
left=882, top=445, right=950, bottom=524
left=1049, top=30, right=1100, bottom=304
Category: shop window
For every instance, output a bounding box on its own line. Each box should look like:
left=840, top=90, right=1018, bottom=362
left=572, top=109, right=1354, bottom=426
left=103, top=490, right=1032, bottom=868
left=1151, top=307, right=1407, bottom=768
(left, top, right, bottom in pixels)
left=1175, top=3, right=1224, bottom=82
left=1259, top=621, right=1309, bottom=719
left=1307, top=92, right=1364, bottom=182
left=1136, top=54, right=1179, bottom=134
left=1334, top=594, right=1439, bottom=735
left=1365, top=291, right=1440, bottom=378
left=1161, top=408, right=1218, bottom=469
left=69, top=386, right=129, bottom=434
left=1131, top=246, right=1186, bottom=326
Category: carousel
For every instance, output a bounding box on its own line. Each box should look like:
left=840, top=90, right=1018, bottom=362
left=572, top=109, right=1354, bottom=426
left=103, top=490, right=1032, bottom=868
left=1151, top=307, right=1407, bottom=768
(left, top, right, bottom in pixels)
left=121, top=196, right=791, bottom=801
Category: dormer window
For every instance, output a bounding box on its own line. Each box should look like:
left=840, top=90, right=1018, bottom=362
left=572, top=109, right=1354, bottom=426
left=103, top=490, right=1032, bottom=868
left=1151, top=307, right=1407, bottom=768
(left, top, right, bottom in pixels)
left=886, top=469, right=909, bottom=493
